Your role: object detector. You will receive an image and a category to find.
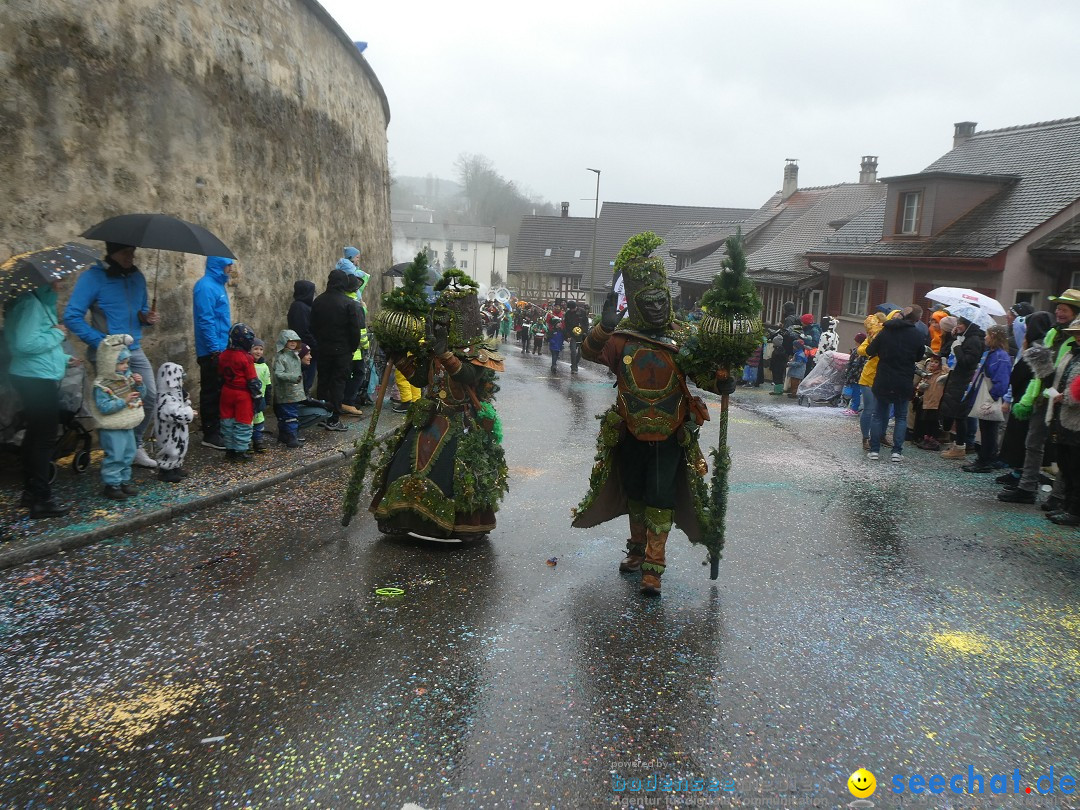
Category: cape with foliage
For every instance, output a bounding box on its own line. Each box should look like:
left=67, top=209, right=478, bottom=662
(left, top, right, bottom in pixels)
left=381, top=251, right=431, bottom=318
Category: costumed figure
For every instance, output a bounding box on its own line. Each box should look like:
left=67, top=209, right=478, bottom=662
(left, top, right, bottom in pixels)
left=572, top=231, right=760, bottom=595
left=342, top=253, right=508, bottom=540
left=153, top=361, right=196, bottom=482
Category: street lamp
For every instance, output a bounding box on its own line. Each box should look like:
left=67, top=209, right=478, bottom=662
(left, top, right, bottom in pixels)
left=587, top=168, right=600, bottom=312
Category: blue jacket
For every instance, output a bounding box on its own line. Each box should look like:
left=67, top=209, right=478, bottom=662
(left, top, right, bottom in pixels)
left=192, top=256, right=234, bottom=356
left=4, top=285, right=69, bottom=381
left=63, top=261, right=150, bottom=350
left=985, top=347, right=1012, bottom=400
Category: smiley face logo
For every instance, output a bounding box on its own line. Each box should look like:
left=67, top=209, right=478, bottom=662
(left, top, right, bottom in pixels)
left=848, top=768, right=877, bottom=798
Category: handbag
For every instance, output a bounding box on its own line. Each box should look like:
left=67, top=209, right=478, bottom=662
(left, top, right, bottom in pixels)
left=970, top=372, right=1006, bottom=422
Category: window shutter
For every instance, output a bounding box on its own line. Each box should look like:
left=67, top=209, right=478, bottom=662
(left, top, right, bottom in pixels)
left=826, top=276, right=844, bottom=317
left=912, top=282, right=934, bottom=323
left=869, top=279, right=888, bottom=312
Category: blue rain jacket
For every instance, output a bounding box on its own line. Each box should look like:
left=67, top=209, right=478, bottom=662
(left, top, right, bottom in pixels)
left=192, top=256, right=234, bottom=356
left=63, top=262, right=150, bottom=349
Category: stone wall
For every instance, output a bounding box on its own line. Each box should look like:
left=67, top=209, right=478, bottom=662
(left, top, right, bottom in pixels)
left=1, top=0, right=390, bottom=390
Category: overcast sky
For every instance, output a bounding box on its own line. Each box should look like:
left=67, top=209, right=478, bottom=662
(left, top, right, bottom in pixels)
left=321, top=0, right=1080, bottom=215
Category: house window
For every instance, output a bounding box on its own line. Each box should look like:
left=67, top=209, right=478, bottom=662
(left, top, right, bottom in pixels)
left=1015, top=289, right=1039, bottom=306
left=460, top=243, right=468, bottom=251
left=899, top=191, right=922, bottom=234
left=574, top=250, right=582, bottom=259
left=844, top=278, right=869, bottom=317
left=461, top=260, right=468, bottom=269
left=544, top=248, right=552, bottom=257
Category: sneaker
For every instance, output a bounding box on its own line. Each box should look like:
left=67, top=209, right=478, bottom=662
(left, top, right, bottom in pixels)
left=997, top=488, right=1036, bottom=504
left=201, top=433, right=226, bottom=450
left=890, top=452, right=903, bottom=463
left=867, top=451, right=880, bottom=461
left=120, top=482, right=139, bottom=496
left=157, top=468, right=184, bottom=483
left=962, top=462, right=995, bottom=473
left=323, top=419, right=349, bottom=432
left=225, top=449, right=253, bottom=463
left=251, top=439, right=268, bottom=453
left=102, top=485, right=128, bottom=500
left=841, top=408, right=859, bottom=416
left=391, top=403, right=409, bottom=414
left=133, top=447, right=158, bottom=469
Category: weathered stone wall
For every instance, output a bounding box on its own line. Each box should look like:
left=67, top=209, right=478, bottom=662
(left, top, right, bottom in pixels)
left=1, top=0, right=390, bottom=388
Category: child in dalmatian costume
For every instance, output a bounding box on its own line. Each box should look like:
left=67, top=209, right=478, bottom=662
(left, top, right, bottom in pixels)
left=153, top=362, right=196, bottom=483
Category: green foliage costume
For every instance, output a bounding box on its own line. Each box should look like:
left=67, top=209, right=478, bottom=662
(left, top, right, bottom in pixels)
left=368, top=268, right=508, bottom=540
left=572, top=231, right=760, bottom=594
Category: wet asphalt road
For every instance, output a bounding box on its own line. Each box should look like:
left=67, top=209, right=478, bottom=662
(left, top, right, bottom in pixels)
left=0, top=347, right=1077, bottom=809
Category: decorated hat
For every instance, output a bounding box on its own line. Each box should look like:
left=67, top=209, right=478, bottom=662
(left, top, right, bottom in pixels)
left=1062, top=316, right=1080, bottom=335
left=1048, top=289, right=1080, bottom=311
left=615, top=231, right=671, bottom=330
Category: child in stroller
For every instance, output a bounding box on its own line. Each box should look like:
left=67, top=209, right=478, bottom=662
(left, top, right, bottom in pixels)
left=795, top=349, right=851, bottom=407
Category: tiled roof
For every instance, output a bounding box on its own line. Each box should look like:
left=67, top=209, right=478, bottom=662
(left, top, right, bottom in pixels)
left=395, top=222, right=509, bottom=246
left=1029, top=216, right=1080, bottom=254
left=670, top=184, right=885, bottom=286
left=507, top=215, right=598, bottom=277
left=810, top=116, right=1080, bottom=260
left=589, top=202, right=756, bottom=291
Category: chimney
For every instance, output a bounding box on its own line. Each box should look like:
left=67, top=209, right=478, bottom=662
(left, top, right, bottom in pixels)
left=782, top=159, right=799, bottom=200
left=953, top=121, right=977, bottom=148
left=560, top=201, right=569, bottom=218
left=859, top=156, right=878, bottom=184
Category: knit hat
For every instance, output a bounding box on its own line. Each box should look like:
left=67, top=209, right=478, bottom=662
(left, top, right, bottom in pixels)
left=800, top=313, right=814, bottom=326
left=252, top=338, right=264, bottom=349
left=105, top=242, right=134, bottom=258
left=939, top=316, right=958, bottom=333
left=343, top=246, right=360, bottom=260
left=298, top=343, right=311, bottom=359
left=1010, top=302, right=1035, bottom=318
left=854, top=332, right=867, bottom=343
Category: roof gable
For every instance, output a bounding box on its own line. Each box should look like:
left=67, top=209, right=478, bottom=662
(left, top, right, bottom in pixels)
left=811, top=116, right=1080, bottom=260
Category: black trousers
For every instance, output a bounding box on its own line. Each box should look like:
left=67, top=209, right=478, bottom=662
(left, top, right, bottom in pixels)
left=1056, top=443, right=1080, bottom=514
left=617, top=433, right=682, bottom=510
left=343, top=358, right=366, bottom=406
left=197, top=353, right=222, bottom=437
left=317, top=352, right=351, bottom=418
left=10, top=375, right=60, bottom=501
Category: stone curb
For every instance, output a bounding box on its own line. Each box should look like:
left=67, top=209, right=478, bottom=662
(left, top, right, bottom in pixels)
left=0, top=434, right=379, bottom=571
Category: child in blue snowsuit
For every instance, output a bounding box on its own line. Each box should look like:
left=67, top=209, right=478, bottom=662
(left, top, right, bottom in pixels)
left=90, top=334, right=147, bottom=500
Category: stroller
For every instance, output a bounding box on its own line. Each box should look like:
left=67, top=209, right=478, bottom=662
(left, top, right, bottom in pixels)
left=0, top=361, right=95, bottom=483
left=796, top=350, right=850, bottom=407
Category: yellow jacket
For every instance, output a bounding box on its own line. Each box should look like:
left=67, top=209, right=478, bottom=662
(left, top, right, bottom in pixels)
left=857, top=313, right=888, bottom=387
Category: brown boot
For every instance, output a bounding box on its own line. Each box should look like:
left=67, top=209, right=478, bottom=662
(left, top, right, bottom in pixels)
left=639, top=527, right=668, bottom=596
left=941, top=445, right=966, bottom=460
left=619, top=521, right=647, bottom=573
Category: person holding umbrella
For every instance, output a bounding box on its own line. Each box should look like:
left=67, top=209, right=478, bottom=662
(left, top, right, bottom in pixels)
left=3, top=272, right=77, bottom=518
left=63, top=242, right=160, bottom=468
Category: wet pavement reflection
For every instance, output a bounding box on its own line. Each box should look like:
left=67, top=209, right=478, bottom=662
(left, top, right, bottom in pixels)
left=0, top=348, right=1076, bottom=808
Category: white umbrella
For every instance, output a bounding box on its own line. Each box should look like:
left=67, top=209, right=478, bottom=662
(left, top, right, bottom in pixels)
left=925, top=286, right=1006, bottom=316
left=949, top=303, right=998, bottom=330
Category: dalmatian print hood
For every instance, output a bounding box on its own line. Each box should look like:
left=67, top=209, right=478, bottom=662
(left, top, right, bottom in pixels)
left=156, top=362, right=186, bottom=397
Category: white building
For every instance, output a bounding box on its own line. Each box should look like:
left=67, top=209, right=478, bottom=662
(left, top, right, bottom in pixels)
left=392, top=217, right=510, bottom=290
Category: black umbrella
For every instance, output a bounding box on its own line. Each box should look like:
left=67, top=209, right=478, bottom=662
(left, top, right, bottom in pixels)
left=0, top=242, right=100, bottom=304
left=81, top=213, right=236, bottom=259
left=82, top=213, right=236, bottom=310
left=383, top=262, right=411, bottom=277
